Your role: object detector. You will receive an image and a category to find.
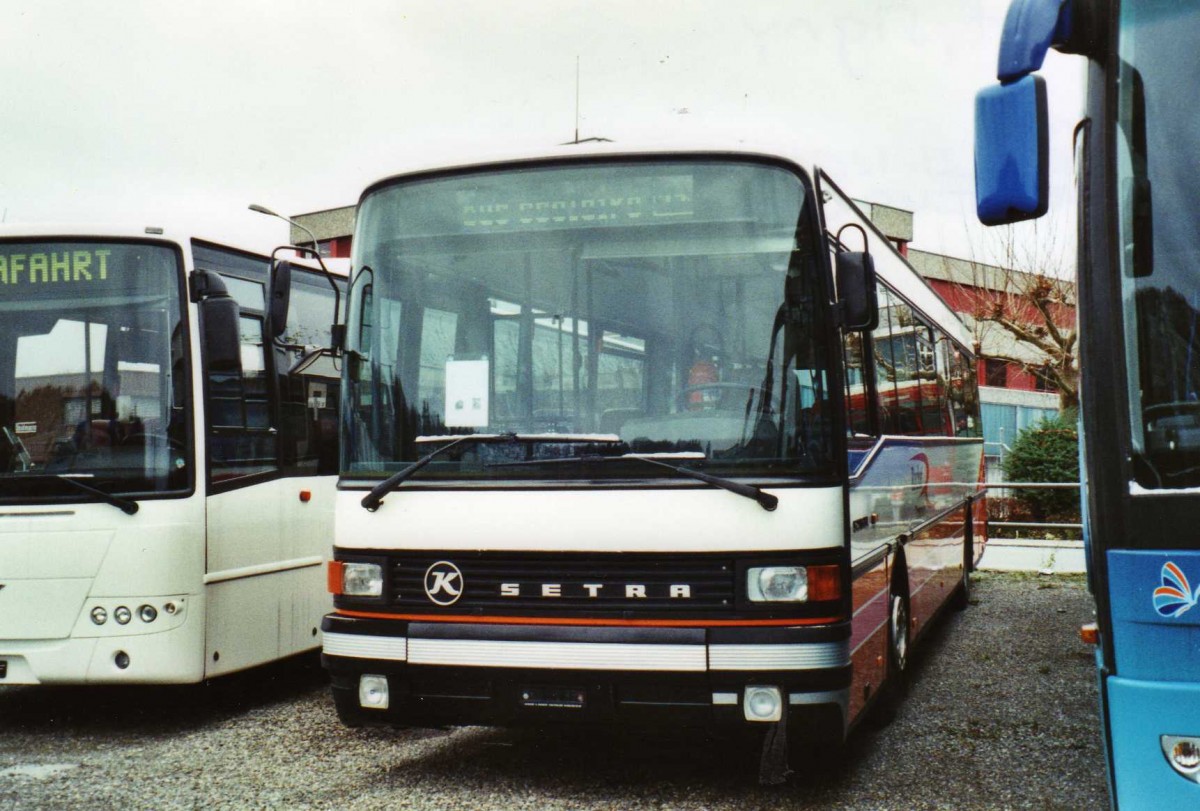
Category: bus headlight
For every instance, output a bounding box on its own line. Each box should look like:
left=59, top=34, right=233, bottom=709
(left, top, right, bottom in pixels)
left=343, top=563, right=384, bottom=597
left=748, top=566, right=808, bottom=602
left=1162, top=736, right=1200, bottom=781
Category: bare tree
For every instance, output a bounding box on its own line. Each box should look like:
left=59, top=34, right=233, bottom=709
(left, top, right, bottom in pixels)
left=911, top=223, right=1077, bottom=411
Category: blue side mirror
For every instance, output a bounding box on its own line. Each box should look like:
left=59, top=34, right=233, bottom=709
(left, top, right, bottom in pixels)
left=974, top=74, right=1049, bottom=225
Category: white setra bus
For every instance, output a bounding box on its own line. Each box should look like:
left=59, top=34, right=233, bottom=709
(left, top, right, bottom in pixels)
left=321, top=144, right=984, bottom=775
left=0, top=225, right=343, bottom=684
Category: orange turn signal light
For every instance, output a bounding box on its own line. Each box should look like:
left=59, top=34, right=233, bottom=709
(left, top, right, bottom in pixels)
left=1080, top=622, right=1099, bottom=645
left=807, top=564, right=842, bottom=602
left=299, top=489, right=312, bottom=503
left=327, top=560, right=345, bottom=595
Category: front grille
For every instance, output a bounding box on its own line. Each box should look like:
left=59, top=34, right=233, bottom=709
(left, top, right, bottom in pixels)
left=387, top=552, right=736, bottom=616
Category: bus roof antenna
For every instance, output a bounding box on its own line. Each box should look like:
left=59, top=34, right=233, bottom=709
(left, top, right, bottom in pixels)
left=561, top=56, right=613, bottom=146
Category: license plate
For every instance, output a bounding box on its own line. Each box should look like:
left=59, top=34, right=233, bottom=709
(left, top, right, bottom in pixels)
left=519, top=686, right=586, bottom=709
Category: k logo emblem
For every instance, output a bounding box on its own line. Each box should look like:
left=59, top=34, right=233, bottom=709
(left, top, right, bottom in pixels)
left=424, top=561, right=464, bottom=606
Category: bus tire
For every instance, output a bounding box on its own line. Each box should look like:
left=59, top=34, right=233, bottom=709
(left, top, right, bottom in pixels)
left=872, top=566, right=910, bottom=727
left=952, top=512, right=973, bottom=611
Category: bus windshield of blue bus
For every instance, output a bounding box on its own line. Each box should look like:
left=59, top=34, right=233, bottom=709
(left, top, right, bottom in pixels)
left=1117, top=2, right=1200, bottom=489
left=0, top=241, right=189, bottom=497
left=345, top=159, right=836, bottom=481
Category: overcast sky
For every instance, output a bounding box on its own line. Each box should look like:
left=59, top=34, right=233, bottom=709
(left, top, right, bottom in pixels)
left=0, top=0, right=1084, bottom=263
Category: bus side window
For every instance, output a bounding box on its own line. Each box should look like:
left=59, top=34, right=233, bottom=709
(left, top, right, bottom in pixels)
left=842, top=331, right=870, bottom=435
left=915, top=321, right=947, bottom=437
left=872, top=287, right=900, bottom=434
left=277, top=277, right=342, bottom=476
left=945, top=344, right=979, bottom=438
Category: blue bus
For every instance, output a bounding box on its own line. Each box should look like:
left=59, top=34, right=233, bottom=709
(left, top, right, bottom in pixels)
left=975, top=1, right=1200, bottom=807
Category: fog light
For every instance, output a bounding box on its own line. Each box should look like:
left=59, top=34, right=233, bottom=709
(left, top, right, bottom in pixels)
left=743, top=685, right=783, bottom=723
left=138, top=605, right=158, bottom=623
left=114, top=606, right=132, bottom=625
left=1163, top=736, right=1200, bottom=781
left=359, top=674, right=390, bottom=710
left=90, top=607, right=108, bottom=625
left=114, top=651, right=130, bottom=669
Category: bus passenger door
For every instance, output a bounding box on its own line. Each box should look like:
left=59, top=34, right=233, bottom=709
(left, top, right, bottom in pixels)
left=201, top=273, right=319, bottom=676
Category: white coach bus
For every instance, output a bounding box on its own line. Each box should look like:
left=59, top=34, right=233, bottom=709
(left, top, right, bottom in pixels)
left=321, top=144, right=984, bottom=775
left=0, top=225, right=343, bottom=684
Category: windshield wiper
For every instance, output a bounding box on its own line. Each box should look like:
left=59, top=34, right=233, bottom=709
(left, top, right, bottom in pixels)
left=488, top=451, right=779, bottom=512
left=0, top=474, right=139, bottom=515
left=359, top=433, right=633, bottom=511
left=361, top=434, right=515, bottom=511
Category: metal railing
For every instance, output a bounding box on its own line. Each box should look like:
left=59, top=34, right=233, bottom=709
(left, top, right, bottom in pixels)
left=984, top=481, right=1083, bottom=536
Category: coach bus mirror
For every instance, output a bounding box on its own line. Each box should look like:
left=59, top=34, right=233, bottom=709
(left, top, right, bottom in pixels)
left=975, top=74, right=1049, bottom=225
left=835, top=251, right=878, bottom=331
left=268, top=259, right=293, bottom=340
left=197, top=274, right=243, bottom=374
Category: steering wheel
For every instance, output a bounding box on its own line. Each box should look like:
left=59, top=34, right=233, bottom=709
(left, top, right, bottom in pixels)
left=674, top=382, right=759, bottom=411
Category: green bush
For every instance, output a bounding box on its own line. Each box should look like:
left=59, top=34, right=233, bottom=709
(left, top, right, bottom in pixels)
left=1001, top=411, right=1081, bottom=522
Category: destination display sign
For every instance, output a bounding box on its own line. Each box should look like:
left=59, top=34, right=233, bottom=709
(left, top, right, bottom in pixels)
left=0, top=248, right=112, bottom=286
left=458, top=175, right=695, bottom=232
left=362, top=161, right=807, bottom=243
left=0, top=241, right=178, bottom=299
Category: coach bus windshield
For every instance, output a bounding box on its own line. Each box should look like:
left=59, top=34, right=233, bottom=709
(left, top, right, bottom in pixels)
left=0, top=241, right=189, bottom=498
left=1116, top=2, right=1200, bottom=489
left=345, top=158, right=835, bottom=481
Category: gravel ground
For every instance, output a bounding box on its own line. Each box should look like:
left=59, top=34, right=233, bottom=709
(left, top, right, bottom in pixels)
left=0, top=571, right=1108, bottom=810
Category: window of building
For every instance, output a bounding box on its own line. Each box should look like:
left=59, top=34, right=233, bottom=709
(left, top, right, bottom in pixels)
left=984, top=358, right=1009, bottom=387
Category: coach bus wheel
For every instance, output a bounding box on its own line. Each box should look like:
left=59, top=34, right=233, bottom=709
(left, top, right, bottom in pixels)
left=872, top=572, right=910, bottom=727
left=952, top=511, right=973, bottom=611
left=889, top=587, right=910, bottom=676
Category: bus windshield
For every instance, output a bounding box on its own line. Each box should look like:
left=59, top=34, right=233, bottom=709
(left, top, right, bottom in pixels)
left=1117, top=1, right=1200, bottom=489
left=0, top=241, right=189, bottom=496
left=345, top=158, right=836, bottom=481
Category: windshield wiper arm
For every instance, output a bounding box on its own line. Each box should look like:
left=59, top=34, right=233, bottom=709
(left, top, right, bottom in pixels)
left=361, top=433, right=519, bottom=511
left=617, top=454, right=779, bottom=512
left=488, top=452, right=778, bottom=512
left=0, top=474, right=139, bottom=515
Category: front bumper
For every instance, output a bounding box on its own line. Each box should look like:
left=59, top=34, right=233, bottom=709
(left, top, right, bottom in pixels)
left=322, top=614, right=850, bottom=737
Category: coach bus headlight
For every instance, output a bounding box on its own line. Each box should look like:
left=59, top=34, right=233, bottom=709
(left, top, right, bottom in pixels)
left=343, top=563, right=384, bottom=597
left=359, top=674, right=390, bottom=709
left=90, top=607, right=108, bottom=625
left=1163, top=736, right=1200, bottom=781
left=747, top=564, right=840, bottom=603
left=748, top=566, right=808, bottom=602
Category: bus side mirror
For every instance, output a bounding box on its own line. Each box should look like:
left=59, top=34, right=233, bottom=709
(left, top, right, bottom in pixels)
left=975, top=74, right=1049, bottom=225
left=836, top=251, right=878, bottom=332
left=194, top=271, right=244, bottom=375
left=268, top=259, right=293, bottom=340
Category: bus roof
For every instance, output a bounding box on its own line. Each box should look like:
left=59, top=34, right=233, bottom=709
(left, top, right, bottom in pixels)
left=358, top=138, right=819, bottom=202
left=0, top=224, right=345, bottom=279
